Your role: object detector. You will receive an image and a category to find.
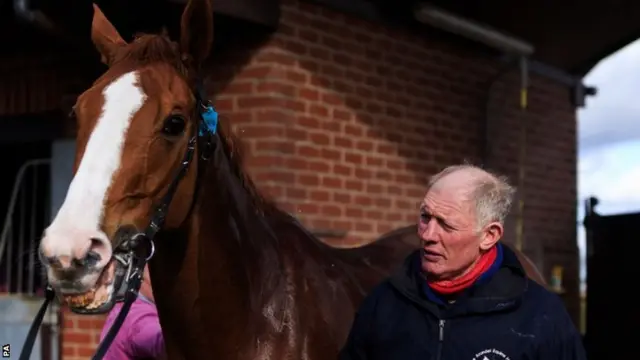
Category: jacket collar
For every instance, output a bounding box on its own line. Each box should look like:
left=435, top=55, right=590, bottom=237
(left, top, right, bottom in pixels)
left=389, top=244, right=528, bottom=318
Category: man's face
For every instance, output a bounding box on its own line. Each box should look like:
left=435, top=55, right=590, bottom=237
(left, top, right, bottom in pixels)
left=418, top=181, right=481, bottom=280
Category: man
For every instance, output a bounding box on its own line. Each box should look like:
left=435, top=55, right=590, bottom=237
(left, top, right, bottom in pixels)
left=339, top=164, right=586, bottom=360
left=100, top=264, right=166, bottom=359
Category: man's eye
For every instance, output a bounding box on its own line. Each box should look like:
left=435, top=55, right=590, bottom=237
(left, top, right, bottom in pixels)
left=439, top=220, right=454, bottom=231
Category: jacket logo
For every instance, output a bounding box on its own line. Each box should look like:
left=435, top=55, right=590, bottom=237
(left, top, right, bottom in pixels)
left=472, top=348, right=511, bottom=360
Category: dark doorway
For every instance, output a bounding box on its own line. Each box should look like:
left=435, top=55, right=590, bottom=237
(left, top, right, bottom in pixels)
left=584, top=197, right=640, bottom=359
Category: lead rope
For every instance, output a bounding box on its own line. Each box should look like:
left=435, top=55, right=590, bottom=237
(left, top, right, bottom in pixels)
left=18, top=286, right=55, bottom=360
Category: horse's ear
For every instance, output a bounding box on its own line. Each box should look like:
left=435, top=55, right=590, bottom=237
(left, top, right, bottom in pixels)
left=91, top=3, right=127, bottom=66
left=179, top=0, right=214, bottom=71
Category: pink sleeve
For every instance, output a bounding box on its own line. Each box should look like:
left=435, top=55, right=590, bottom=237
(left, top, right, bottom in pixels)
left=129, top=308, right=165, bottom=358
left=99, top=303, right=137, bottom=360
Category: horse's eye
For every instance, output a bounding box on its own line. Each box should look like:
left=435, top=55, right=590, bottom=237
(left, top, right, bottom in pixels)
left=162, top=115, right=186, bottom=136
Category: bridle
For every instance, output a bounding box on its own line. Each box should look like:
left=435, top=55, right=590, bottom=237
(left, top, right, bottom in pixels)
left=19, top=79, right=218, bottom=360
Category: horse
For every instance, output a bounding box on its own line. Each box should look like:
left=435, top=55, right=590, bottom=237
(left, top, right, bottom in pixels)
left=36, top=1, right=548, bottom=358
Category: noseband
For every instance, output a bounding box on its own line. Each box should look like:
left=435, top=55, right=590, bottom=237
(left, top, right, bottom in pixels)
left=19, top=80, right=218, bottom=360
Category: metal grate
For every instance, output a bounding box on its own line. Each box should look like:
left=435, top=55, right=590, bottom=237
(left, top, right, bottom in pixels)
left=0, top=158, right=51, bottom=296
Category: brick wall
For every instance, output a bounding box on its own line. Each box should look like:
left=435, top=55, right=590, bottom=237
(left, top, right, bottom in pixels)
left=60, top=0, right=580, bottom=357
left=60, top=308, right=107, bottom=359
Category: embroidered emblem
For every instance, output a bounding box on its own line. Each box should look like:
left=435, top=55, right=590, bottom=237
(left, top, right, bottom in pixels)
left=472, top=348, right=511, bottom=360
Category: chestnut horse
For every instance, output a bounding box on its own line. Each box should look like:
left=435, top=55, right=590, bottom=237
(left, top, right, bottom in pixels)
left=36, top=1, right=547, bottom=359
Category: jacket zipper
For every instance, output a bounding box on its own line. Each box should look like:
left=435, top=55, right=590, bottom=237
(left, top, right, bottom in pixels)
left=436, top=319, right=445, bottom=360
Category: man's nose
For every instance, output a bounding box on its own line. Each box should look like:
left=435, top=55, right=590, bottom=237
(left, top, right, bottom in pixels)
left=418, top=219, right=438, bottom=241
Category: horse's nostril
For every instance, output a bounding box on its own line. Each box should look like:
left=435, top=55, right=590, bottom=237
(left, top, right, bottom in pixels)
left=42, top=256, right=58, bottom=267
left=72, top=257, right=85, bottom=268
left=84, top=250, right=101, bottom=268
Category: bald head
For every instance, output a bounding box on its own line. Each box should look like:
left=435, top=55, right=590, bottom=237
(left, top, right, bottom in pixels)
left=428, top=164, right=515, bottom=230
left=430, top=166, right=487, bottom=191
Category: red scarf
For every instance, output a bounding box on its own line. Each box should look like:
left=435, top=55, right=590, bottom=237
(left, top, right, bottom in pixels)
left=427, top=246, right=498, bottom=295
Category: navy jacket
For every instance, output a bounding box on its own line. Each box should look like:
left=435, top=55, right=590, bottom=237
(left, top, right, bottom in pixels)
left=339, top=245, right=586, bottom=360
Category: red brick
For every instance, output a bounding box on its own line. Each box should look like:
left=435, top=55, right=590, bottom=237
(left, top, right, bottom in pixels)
left=256, top=81, right=297, bottom=97
left=64, top=331, right=92, bottom=344
left=62, top=346, right=77, bottom=358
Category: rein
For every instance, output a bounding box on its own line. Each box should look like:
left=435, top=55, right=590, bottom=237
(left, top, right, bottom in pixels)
left=18, top=80, right=218, bottom=360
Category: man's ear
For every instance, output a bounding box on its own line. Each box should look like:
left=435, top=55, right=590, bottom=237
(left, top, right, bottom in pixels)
left=479, top=222, right=503, bottom=251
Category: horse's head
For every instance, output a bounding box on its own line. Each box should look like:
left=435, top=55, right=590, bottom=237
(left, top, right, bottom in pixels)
left=38, top=0, right=214, bottom=313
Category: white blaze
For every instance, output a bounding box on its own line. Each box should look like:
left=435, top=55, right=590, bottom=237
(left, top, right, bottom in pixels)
left=43, top=71, right=147, bottom=258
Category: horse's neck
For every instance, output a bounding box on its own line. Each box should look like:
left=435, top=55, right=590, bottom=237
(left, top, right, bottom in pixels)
left=149, top=206, right=250, bottom=358
left=151, top=186, right=294, bottom=358
left=152, top=151, right=362, bottom=358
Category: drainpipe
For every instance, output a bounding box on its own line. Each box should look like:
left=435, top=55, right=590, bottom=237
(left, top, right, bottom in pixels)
left=482, top=57, right=518, bottom=166
left=515, top=56, right=529, bottom=252
left=414, top=3, right=532, bottom=252
left=482, top=56, right=529, bottom=252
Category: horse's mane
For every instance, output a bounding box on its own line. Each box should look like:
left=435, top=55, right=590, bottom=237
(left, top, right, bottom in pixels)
left=121, top=33, right=186, bottom=77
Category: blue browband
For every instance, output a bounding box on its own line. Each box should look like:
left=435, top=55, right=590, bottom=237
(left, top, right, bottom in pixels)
left=199, top=105, right=219, bottom=136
